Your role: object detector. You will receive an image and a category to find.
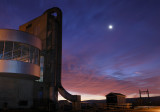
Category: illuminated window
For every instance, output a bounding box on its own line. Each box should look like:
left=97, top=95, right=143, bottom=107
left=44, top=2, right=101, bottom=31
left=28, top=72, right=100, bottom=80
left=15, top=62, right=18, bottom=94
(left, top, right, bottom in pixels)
left=0, top=41, right=40, bottom=65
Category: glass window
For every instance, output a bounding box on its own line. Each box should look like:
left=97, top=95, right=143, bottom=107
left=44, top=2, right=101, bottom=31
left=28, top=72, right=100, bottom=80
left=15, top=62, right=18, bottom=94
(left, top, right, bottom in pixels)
left=21, top=44, right=29, bottom=62
left=0, top=41, right=40, bottom=65
left=0, top=42, right=4, bottom=59
left=36, top=56, right=44, bottom=82
left=4, top=41, right=13, bottom=60
left=29, top=46, right=35, bottom=64
left=13, top=42, right=22, bottom=60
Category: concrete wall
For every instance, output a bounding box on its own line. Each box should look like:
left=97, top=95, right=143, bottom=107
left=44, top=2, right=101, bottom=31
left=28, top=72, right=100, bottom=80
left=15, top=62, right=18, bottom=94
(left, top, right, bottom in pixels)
left=0, top=76, right=33, bottom=109
left=19, top=13, right=47, bottom=50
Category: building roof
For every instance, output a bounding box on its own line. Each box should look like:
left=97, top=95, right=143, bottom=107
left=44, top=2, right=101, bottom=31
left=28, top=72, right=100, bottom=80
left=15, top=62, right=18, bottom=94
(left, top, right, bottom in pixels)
left=106, top=92, right=125, bottom=97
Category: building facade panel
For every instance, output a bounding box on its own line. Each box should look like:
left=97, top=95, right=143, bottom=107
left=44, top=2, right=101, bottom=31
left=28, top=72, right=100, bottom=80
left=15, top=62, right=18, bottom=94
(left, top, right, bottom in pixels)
left=0, top=29, right=41, bottom=79
left=0, top=60, right=40, bottom=79
left=0, top=29, right=42, bottom=50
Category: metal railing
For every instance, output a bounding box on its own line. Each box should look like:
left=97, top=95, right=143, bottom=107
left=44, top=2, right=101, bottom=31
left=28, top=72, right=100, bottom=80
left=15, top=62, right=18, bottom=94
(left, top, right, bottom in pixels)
left=0, top=46, right=40, bottom=65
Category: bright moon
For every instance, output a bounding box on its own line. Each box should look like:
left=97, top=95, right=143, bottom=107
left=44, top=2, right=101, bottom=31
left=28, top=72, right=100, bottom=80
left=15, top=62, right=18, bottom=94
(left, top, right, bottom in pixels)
left=108, top=25, right=113, bottom=29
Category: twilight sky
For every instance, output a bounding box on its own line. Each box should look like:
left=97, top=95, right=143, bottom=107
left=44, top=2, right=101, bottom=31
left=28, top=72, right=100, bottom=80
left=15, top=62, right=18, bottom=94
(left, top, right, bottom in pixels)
left=0, top=0, right=160, bottom=100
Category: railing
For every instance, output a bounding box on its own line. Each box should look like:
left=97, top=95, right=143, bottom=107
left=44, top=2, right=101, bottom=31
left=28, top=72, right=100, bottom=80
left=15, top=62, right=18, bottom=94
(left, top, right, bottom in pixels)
left=0, top=46, right=39, bottom=65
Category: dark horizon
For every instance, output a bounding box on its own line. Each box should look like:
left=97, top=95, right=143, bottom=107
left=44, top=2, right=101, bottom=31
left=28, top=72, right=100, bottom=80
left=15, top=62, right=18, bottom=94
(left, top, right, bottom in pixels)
left=0, top=0, right=160, bottom=100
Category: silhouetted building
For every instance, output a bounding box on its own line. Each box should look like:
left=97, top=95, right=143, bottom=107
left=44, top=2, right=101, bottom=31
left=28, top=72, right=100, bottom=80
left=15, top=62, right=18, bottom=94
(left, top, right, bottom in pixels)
left=20, top=7, right=81, bottom=111
left=106, top=92, right=126, bottom=105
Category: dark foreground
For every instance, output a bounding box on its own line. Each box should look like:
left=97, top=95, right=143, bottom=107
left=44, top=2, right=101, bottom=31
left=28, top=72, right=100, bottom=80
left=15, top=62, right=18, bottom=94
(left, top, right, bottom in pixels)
left=1, top=107, right=160, bottom=112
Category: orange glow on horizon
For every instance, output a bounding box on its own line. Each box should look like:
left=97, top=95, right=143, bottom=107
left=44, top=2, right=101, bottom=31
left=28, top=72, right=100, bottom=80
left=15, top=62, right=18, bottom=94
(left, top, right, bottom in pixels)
left=58, top=91, right=160, bottom=101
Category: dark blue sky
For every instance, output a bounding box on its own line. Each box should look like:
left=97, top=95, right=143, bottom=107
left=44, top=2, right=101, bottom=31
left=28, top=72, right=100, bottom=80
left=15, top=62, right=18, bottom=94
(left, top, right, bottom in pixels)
left=0, top=0, right=160, bottom=100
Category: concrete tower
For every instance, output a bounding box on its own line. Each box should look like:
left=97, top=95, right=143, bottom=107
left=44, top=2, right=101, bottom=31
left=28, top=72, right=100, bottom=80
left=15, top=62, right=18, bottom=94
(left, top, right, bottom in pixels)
left=19, top=7, right=81, bottom=110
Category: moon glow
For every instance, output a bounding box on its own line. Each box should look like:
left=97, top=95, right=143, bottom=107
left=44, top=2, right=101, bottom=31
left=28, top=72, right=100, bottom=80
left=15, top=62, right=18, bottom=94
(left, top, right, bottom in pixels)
left=108, top=25, right=113, bottom=30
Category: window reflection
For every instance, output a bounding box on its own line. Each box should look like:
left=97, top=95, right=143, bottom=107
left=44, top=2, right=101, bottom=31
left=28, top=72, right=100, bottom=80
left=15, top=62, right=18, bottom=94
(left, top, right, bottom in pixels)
left=0, top=42, right=4, bottom=59
left=4, top=41, right=13, bottom=60
left=0, top=41, right=40, bottom=65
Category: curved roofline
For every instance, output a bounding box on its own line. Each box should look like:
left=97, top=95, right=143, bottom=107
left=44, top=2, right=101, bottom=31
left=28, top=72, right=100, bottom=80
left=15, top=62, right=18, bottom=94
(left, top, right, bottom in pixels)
left=106, top=92, right=125, bottom=96
left=0, top=29, right=42, bottom=50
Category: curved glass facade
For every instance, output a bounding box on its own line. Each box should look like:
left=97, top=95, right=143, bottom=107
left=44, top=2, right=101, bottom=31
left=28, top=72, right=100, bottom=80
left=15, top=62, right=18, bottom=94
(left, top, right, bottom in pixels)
left=0, top=41, right=40, bottom=65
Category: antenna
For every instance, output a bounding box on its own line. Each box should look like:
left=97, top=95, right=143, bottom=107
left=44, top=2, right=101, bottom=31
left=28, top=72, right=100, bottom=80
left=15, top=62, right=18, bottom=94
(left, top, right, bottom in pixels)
left=139, top=89, right=150, bottom=106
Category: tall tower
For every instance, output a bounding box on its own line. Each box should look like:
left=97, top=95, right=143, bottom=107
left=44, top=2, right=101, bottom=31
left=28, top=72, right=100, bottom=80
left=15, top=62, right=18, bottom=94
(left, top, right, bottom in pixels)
left=19, top=7, right=81, bottom=110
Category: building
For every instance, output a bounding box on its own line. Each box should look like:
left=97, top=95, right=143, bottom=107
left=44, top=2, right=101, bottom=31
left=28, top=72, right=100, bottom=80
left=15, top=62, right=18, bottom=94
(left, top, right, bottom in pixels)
left=0, top=7, right=81, bottom=110
left=106, top=92, right=126, bottom=105
left=0, top=29, right=41, bottom=108
left=19, top=7, right=81, bottom=111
